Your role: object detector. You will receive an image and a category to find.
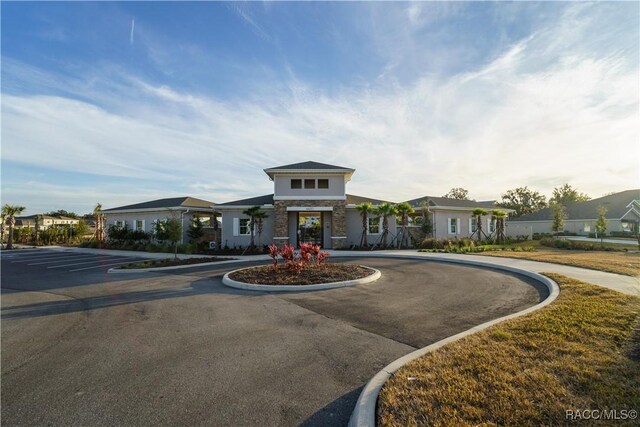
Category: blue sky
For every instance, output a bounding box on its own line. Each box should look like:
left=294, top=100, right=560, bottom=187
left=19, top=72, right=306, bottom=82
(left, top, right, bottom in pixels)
left=2, top=1, right=638, bottom=215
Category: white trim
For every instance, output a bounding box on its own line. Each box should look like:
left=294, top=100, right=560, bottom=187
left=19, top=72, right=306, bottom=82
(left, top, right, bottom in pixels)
left=216, top=205, right=274, bottom=210
left=331, top=236, right=347, bottom=239
left=286, top=206, right=334, bottom=212
left=274, top=196, right=346, bottom=201
left=625, top=200, right=640, bottom=208
left=367, top=217, right=382, bottom=235
left=620, top=207, right=640, bottom=220
left=104, top=206, right=214, bottom=215
left=273, top=237, right=289, bottom=240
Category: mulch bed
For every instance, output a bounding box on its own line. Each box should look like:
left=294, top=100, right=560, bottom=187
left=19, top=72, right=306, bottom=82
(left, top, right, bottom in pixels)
left=228, top=263, right=372, bottom=285
left=120, top=257, right=229, bottom=269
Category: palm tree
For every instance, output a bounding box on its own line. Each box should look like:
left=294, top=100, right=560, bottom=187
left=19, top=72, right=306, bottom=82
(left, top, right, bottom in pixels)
left=253, top=208, right=269, bottom=248
left=93, top=203, right=105, bottom=243
left=355, top=202, right=374, bottom=248
left=492, top=210, right=507, bottom=244
left=374, top=202, right=397, bottom=247
left=395, top=202, right=415, bottom=248
left=34, top=214, right=42, bottom=245
left=470, top=208, right=489, bottom=242
left=242, top=206, right=262, bottom=248
left=2, top=204, right=26, bottom=249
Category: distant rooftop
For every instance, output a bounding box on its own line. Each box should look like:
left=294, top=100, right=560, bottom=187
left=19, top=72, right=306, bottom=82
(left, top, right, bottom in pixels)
left=405, top=196, right=497, bottom=210
left=103, top=197, right=216, bottom=212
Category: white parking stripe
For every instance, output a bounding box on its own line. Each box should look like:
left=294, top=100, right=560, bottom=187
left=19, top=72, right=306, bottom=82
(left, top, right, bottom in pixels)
left=11, top=253, right=76, bottom=262
left=69, top=260, right=148, bottom=272
left=49, top=257, right=146, bottom=269
left=28, top=256, right=106, bottom=265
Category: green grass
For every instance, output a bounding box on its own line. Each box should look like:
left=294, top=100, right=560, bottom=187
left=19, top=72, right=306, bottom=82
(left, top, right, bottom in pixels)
left=378, top=274, right=640, bottom=426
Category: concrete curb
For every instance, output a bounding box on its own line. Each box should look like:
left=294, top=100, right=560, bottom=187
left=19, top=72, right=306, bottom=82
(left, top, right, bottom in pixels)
left=347, top=258, right=560, bottom=427
left=221, top=265, right=382, bottom=292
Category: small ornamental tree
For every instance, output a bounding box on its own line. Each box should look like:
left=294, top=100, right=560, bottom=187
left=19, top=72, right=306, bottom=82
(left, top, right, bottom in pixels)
left=470, top=208, right=488, bottom=242
left=492, top=210, right=507, bottom=244
left=253, top=208, right=269, bottom=248
left=375, top=202, right=397, bottom=247
left=164, top=217, right=183, bottom=260
left=595, top=206, right=607, bottom=247
left=2, top=204, right=26, bottom=249
left=551, top=203, right=567, bottom=236
left=419, top=200, right=433, bottom=237
left=187, top=217, right=204, bottom=243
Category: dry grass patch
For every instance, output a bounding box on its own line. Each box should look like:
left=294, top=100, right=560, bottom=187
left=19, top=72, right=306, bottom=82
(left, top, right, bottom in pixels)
left=378, top=274, right=640, bottom=426
left=479, top=249, right=640, bottom=277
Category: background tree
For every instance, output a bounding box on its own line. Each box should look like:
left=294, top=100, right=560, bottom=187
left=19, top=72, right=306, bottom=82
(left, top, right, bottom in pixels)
left=395, top=202, right=415, bottom=248
left=46, top=210, right=79, bottom=218
left=374, top=202, right=397, bottom=247
left=34, top=214, right=42, bottom=245
left=2, top=204, right=26, bottom=249
left=187, top=217, right=204, bottom=243
left=355, top=202, right=374, bottom=247
left=491, top=210, right=507, bottom=244
left=497, top=187, right=547, bottom=217
left=551, top=203, right=567, bottom=236
left=418, top=200, right=433, bottom=237
left=74, top=219, right=89, bottom=241
left=470, top=208, right=488, bottom=242
left=595, top=206, right=607, bottom=247
left=549, top=184, right=590, bottom=206
left=442, top=187, right=470, bottom=200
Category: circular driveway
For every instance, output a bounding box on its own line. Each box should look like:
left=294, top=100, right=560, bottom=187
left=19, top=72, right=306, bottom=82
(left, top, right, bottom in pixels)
left=1, top=254, right=547, bottom=426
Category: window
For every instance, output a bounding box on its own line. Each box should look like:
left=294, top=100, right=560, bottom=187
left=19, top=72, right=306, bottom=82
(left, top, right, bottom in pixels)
left=583, top=223, right=591, bottom=233
left=239, top=218, right=251, bottom=235
left=368, top=217, right=381, bottom=234
left=470, top=217, right=478, bottom=233
left=304, top=179, right=315, bottom=189
left=487, top=218, right=496, bottom=233
left=115, top=220, right=125, bottom=228
left=135, top=220, right=145, bottom=231
left=448, top=218, right=459, bottom=234
left=318, top=179, right=329, bottom=189
left=291, top=179, right=302, bottom=189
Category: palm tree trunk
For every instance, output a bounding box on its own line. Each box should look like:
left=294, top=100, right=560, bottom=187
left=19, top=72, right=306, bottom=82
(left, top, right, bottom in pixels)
left=8, top=219, right=15, bottom=249
left=360, top=214, right=367, bottom=247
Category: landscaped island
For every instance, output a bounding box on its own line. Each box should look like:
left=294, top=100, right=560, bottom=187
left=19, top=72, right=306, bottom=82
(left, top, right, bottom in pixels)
left=120, top=257, right=229, bottom=269
left=228, top=243, right=374, bottom=286
left=228, top=263, right=372, bottom=286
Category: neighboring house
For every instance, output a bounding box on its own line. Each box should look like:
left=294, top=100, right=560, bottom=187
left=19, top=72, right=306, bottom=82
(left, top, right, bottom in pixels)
left=102, top=197, right=218, bottom=244
left=15, top=215, right=80, bottom=230
left=216, top=161, right=397, bottom=249
left=507, top=189, right=640, bottom=237
left=405, top=196, right=505, bottom=240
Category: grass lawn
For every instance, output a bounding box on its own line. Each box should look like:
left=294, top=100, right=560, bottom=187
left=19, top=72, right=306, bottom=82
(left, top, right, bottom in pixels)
left=377, top=274, right=640, bottom=426
left=478, top=249, right=640, bottom=277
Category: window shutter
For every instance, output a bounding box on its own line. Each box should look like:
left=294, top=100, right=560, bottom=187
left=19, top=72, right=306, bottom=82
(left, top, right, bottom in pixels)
left=132, top=220, right=136, bottom=230
left=468, top=218, right=473, bottom=234
left=457, top=218, right=461, bottom=234
left=448, top=218, right=453, bottom=234
left=233, top=218, right=239, bottom=237
left=141, top=220, right=145, bottom=231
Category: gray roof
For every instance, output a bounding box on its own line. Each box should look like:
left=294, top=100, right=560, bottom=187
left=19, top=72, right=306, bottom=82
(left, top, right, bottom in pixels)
left=511, top=189, right=640, bottom=221
left=346, top=194, right=394, bottom=205
left=216, top=194, right=275, bottom=207
left=405, top=196, right=497, bottom=209
left=264, top=161, right=353, bottom=171
left=103, top=197, right=216, bottom=212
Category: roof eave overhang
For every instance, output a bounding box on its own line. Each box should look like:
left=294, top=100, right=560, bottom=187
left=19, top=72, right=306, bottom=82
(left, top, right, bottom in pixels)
left=263, top=168, right=355, bottom=183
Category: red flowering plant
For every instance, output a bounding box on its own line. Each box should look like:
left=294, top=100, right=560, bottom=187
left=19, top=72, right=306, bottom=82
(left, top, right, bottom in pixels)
left=268, top=243, right=330, bottom=274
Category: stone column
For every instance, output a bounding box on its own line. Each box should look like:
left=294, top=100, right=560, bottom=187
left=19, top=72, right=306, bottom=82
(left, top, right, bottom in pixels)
left=331, top=201, right=347, bottom=249
left=273, top=201, right=290, bottom=247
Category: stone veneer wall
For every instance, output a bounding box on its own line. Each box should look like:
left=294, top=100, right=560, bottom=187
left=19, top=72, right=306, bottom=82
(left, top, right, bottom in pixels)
left=273, top=200, right=347, bottom=249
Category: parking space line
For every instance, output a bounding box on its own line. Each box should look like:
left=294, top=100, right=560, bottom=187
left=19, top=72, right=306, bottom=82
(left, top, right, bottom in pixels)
left=11, top=253, right=76, bottom=262
left=28, top=256, right=105, bottom=265
left=49, top=257, right=146, bottom=269
left=69, top=259, right=149, bottom=272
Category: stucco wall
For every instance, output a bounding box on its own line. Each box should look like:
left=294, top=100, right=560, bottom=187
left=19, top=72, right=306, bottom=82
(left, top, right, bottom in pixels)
left=105, top=210, right=216, bottom=244
left=345, top=210, right=396, bottom=247
left=431, top=211, right=496, bottom=240
left=506, top=219, right=627, bottom=237
left=220, top=209, right=275, bottom=248
left=274, top=175, right=346, bottom=198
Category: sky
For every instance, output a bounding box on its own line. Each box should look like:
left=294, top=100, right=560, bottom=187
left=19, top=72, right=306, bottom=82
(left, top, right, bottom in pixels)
left=1, top=1, right=639, bottom=215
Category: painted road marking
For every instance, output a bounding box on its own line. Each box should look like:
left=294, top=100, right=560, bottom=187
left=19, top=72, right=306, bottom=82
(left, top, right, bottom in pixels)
left=49, top=257, right=145, bottom=269
left=28, top=256, right=107, bottom=265
left=69, top=260, right=148, bottom=272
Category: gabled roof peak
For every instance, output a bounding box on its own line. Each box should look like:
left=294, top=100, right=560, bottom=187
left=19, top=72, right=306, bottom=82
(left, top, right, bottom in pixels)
left=265, top=161, right=353, bottom=171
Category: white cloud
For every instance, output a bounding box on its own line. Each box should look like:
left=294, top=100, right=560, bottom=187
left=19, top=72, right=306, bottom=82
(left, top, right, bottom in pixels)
left=2, top=2, right=638, bottom=212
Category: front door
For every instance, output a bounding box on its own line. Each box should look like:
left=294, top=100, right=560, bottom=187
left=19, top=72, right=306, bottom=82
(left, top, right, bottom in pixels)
left=297, top=212, right=323, bottom=247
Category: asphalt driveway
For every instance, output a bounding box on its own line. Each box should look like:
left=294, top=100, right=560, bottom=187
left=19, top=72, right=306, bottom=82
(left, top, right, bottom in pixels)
left=1, top=249, right=547, bottom=426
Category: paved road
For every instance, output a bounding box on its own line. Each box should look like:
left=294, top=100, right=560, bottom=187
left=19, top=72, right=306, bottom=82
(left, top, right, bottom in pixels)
left=1, top=249, right=546, bottom=426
